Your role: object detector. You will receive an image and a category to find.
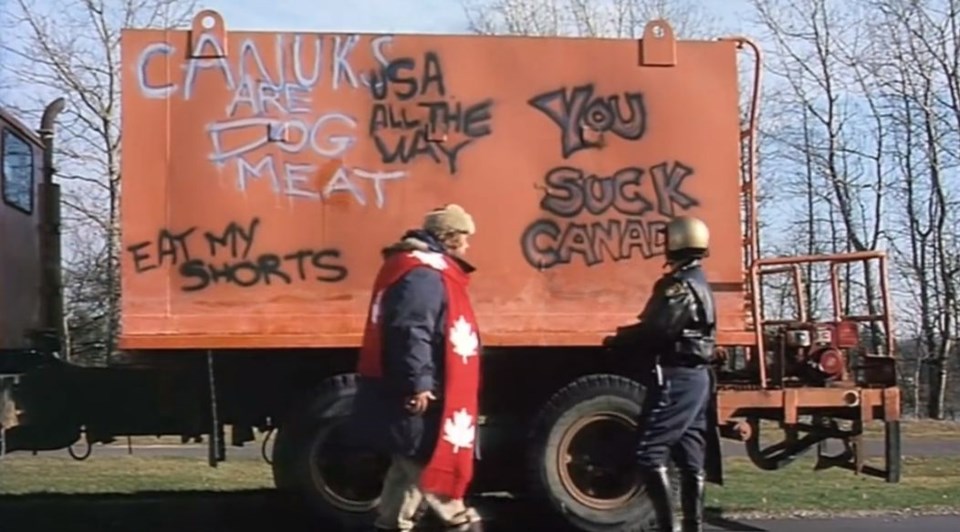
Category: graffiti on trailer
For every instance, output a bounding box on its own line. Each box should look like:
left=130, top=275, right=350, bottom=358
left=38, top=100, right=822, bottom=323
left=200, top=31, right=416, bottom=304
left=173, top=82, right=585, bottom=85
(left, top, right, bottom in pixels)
left=520, top=81, right=697, bottom=269
left=126, top=217, right=348, bottom=292
left=528, top=84, right=647, bottom=158
left=135, top=33, right=416, bottom=208
left=520, top=162, right=699, bottom=269
left=368, top=51, right=494, bottom=175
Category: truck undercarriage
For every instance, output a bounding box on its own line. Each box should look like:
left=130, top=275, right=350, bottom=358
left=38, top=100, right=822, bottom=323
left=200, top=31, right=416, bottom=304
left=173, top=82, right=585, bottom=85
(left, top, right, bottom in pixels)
left=0, top=273, right=902, bottom=531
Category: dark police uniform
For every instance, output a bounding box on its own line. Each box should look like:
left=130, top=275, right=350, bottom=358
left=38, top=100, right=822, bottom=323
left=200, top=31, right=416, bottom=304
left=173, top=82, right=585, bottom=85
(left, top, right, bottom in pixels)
left=604, top=257, right=717, bottom=532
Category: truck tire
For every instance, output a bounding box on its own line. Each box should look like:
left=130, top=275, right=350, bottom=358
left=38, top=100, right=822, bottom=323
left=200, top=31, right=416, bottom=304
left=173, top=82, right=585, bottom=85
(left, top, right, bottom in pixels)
left=526, top=374, right=679, bottom=532
left=271, top=373, right=392, bottom=529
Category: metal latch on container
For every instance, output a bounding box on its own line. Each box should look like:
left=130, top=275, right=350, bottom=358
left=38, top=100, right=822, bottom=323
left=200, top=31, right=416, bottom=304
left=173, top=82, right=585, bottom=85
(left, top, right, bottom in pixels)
left=189, top=9, right=228, bottom=59
left=639, top=19, right=677, bottom=67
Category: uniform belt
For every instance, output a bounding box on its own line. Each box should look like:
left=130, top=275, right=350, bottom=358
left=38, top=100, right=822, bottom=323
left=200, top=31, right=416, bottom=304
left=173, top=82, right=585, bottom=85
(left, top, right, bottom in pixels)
left=660, top=360, right=708, bottom=369
left=681, top=329, right=716, bottom=339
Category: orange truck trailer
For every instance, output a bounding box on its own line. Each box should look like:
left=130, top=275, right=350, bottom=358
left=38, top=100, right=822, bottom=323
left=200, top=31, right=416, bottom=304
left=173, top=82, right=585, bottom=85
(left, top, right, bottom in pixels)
left=0, top=10, right=901, bottom=531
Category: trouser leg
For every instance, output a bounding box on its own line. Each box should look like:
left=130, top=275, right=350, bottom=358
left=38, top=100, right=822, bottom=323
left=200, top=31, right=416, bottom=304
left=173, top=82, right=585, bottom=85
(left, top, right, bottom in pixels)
left=377, top=455, right=482, bottom=531
left=637, top=367, right=711, bottom=532
left=374, top=456, right=425, bottom=531
left=672, top=372, right=710, bottom=532
left=635, top=382, right=677, bottom=531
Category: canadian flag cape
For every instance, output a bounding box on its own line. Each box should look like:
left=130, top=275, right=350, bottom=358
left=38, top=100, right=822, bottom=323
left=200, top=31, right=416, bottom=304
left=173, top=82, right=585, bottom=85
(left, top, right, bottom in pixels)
left=356, top=249, right=481, bottom=499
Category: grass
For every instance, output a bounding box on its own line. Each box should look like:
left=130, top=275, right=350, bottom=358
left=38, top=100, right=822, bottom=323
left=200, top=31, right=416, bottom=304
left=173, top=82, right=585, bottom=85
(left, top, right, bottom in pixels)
left=1, top=454, right=958, bottom=518
left=750, top=418, right=960, bottom=444
left=0, top=455, right=273, bottom=494
left=707, top=455, right=960, bottom=518
left=862, top=419, right=960, bottom=439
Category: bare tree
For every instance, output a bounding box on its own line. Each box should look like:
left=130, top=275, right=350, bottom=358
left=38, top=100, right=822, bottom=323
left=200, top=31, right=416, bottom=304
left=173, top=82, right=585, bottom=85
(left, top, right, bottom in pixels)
left=748, top=0, right=892, bottom=359
left=747, top=0, right=960, bottom=417
left=867, top=0, right=960, bottom=419
left=0, top=0, right=198, bottom=364
left=460, top=0, right=725, bottom=39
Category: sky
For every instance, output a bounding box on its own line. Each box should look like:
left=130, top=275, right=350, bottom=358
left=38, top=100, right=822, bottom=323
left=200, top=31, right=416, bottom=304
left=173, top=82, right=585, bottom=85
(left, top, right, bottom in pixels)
left=197, top=0, right=475, bottom=33
left=0, top=0, right=763, bottom=112
left=194, top=0, right=757, bottom=35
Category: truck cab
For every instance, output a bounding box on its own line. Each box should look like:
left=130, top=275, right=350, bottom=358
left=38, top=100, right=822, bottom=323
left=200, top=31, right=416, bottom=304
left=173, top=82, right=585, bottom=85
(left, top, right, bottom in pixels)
left=0, top=107, right=45, bottom=354
left=0, top=102, right=68, bottom=454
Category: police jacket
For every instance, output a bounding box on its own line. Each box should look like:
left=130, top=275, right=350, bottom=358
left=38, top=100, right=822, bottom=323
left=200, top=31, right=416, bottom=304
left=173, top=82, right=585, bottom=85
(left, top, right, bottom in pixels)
left=605, top=259, right=717, bottom=367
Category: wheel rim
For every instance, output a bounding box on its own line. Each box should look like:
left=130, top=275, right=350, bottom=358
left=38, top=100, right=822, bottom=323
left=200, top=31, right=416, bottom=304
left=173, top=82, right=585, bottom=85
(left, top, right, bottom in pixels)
left=556, top=411, right=642, bottom=510
left=308, top=419, right=392, bottom=513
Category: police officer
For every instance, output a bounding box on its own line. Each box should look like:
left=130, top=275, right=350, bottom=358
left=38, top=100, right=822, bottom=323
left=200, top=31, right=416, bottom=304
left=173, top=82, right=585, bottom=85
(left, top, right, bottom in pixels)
left=603, top=215, right=717, bottom=532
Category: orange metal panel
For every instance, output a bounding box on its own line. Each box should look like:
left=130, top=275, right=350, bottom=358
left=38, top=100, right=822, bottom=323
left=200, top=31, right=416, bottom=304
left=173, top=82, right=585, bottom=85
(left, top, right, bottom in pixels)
left=118, top=12, right=746, bottom=350
left=716, top=388, right=893, bottom=424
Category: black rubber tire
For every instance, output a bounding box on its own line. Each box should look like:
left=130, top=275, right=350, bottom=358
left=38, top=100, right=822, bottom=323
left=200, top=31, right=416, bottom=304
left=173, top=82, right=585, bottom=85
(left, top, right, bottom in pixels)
left=271, top=373, right=392, bottom=530
left=526, top=373, right=679, bottom=532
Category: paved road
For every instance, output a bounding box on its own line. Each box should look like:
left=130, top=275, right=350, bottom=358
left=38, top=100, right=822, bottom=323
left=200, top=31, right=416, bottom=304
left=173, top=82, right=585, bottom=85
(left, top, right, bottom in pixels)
left=0, top=490, right=955, bottom=531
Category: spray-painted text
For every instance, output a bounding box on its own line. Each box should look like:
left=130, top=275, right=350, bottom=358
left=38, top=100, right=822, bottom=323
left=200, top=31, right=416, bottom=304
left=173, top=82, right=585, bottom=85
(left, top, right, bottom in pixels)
left=135, top=33, right=412, bottom=207
left=529, top=84, right=647, bottom=158
left=520, top=162, right=699, bottom=269
left=126, top=217, right=347, bottom=292
left=368, top=52, right=493, bottom=174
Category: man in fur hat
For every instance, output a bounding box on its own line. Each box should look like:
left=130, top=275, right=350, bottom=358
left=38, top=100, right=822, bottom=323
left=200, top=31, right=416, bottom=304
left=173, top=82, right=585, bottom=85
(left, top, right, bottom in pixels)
left=350, top=204, right=484, bottom=532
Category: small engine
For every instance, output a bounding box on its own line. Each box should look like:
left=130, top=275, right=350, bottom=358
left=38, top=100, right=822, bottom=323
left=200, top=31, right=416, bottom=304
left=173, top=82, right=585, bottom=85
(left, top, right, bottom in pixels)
left=776, top=321, right=859, bottom=384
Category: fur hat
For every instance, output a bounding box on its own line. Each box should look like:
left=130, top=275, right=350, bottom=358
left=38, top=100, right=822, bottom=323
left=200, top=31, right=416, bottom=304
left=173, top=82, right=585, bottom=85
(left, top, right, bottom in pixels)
left=422, top=204, right=476, bottom=236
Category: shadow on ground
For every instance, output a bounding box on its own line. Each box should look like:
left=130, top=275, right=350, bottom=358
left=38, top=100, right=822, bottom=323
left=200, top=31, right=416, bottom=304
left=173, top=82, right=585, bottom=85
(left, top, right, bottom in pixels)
left=0, top=490, right=769, bottom=532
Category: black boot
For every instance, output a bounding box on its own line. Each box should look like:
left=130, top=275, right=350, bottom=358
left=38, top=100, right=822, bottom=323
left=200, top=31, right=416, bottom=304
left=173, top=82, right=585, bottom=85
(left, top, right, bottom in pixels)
left=640, top=466, right=675, bottom=532
left=680, top=471, right=705, bottom=532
